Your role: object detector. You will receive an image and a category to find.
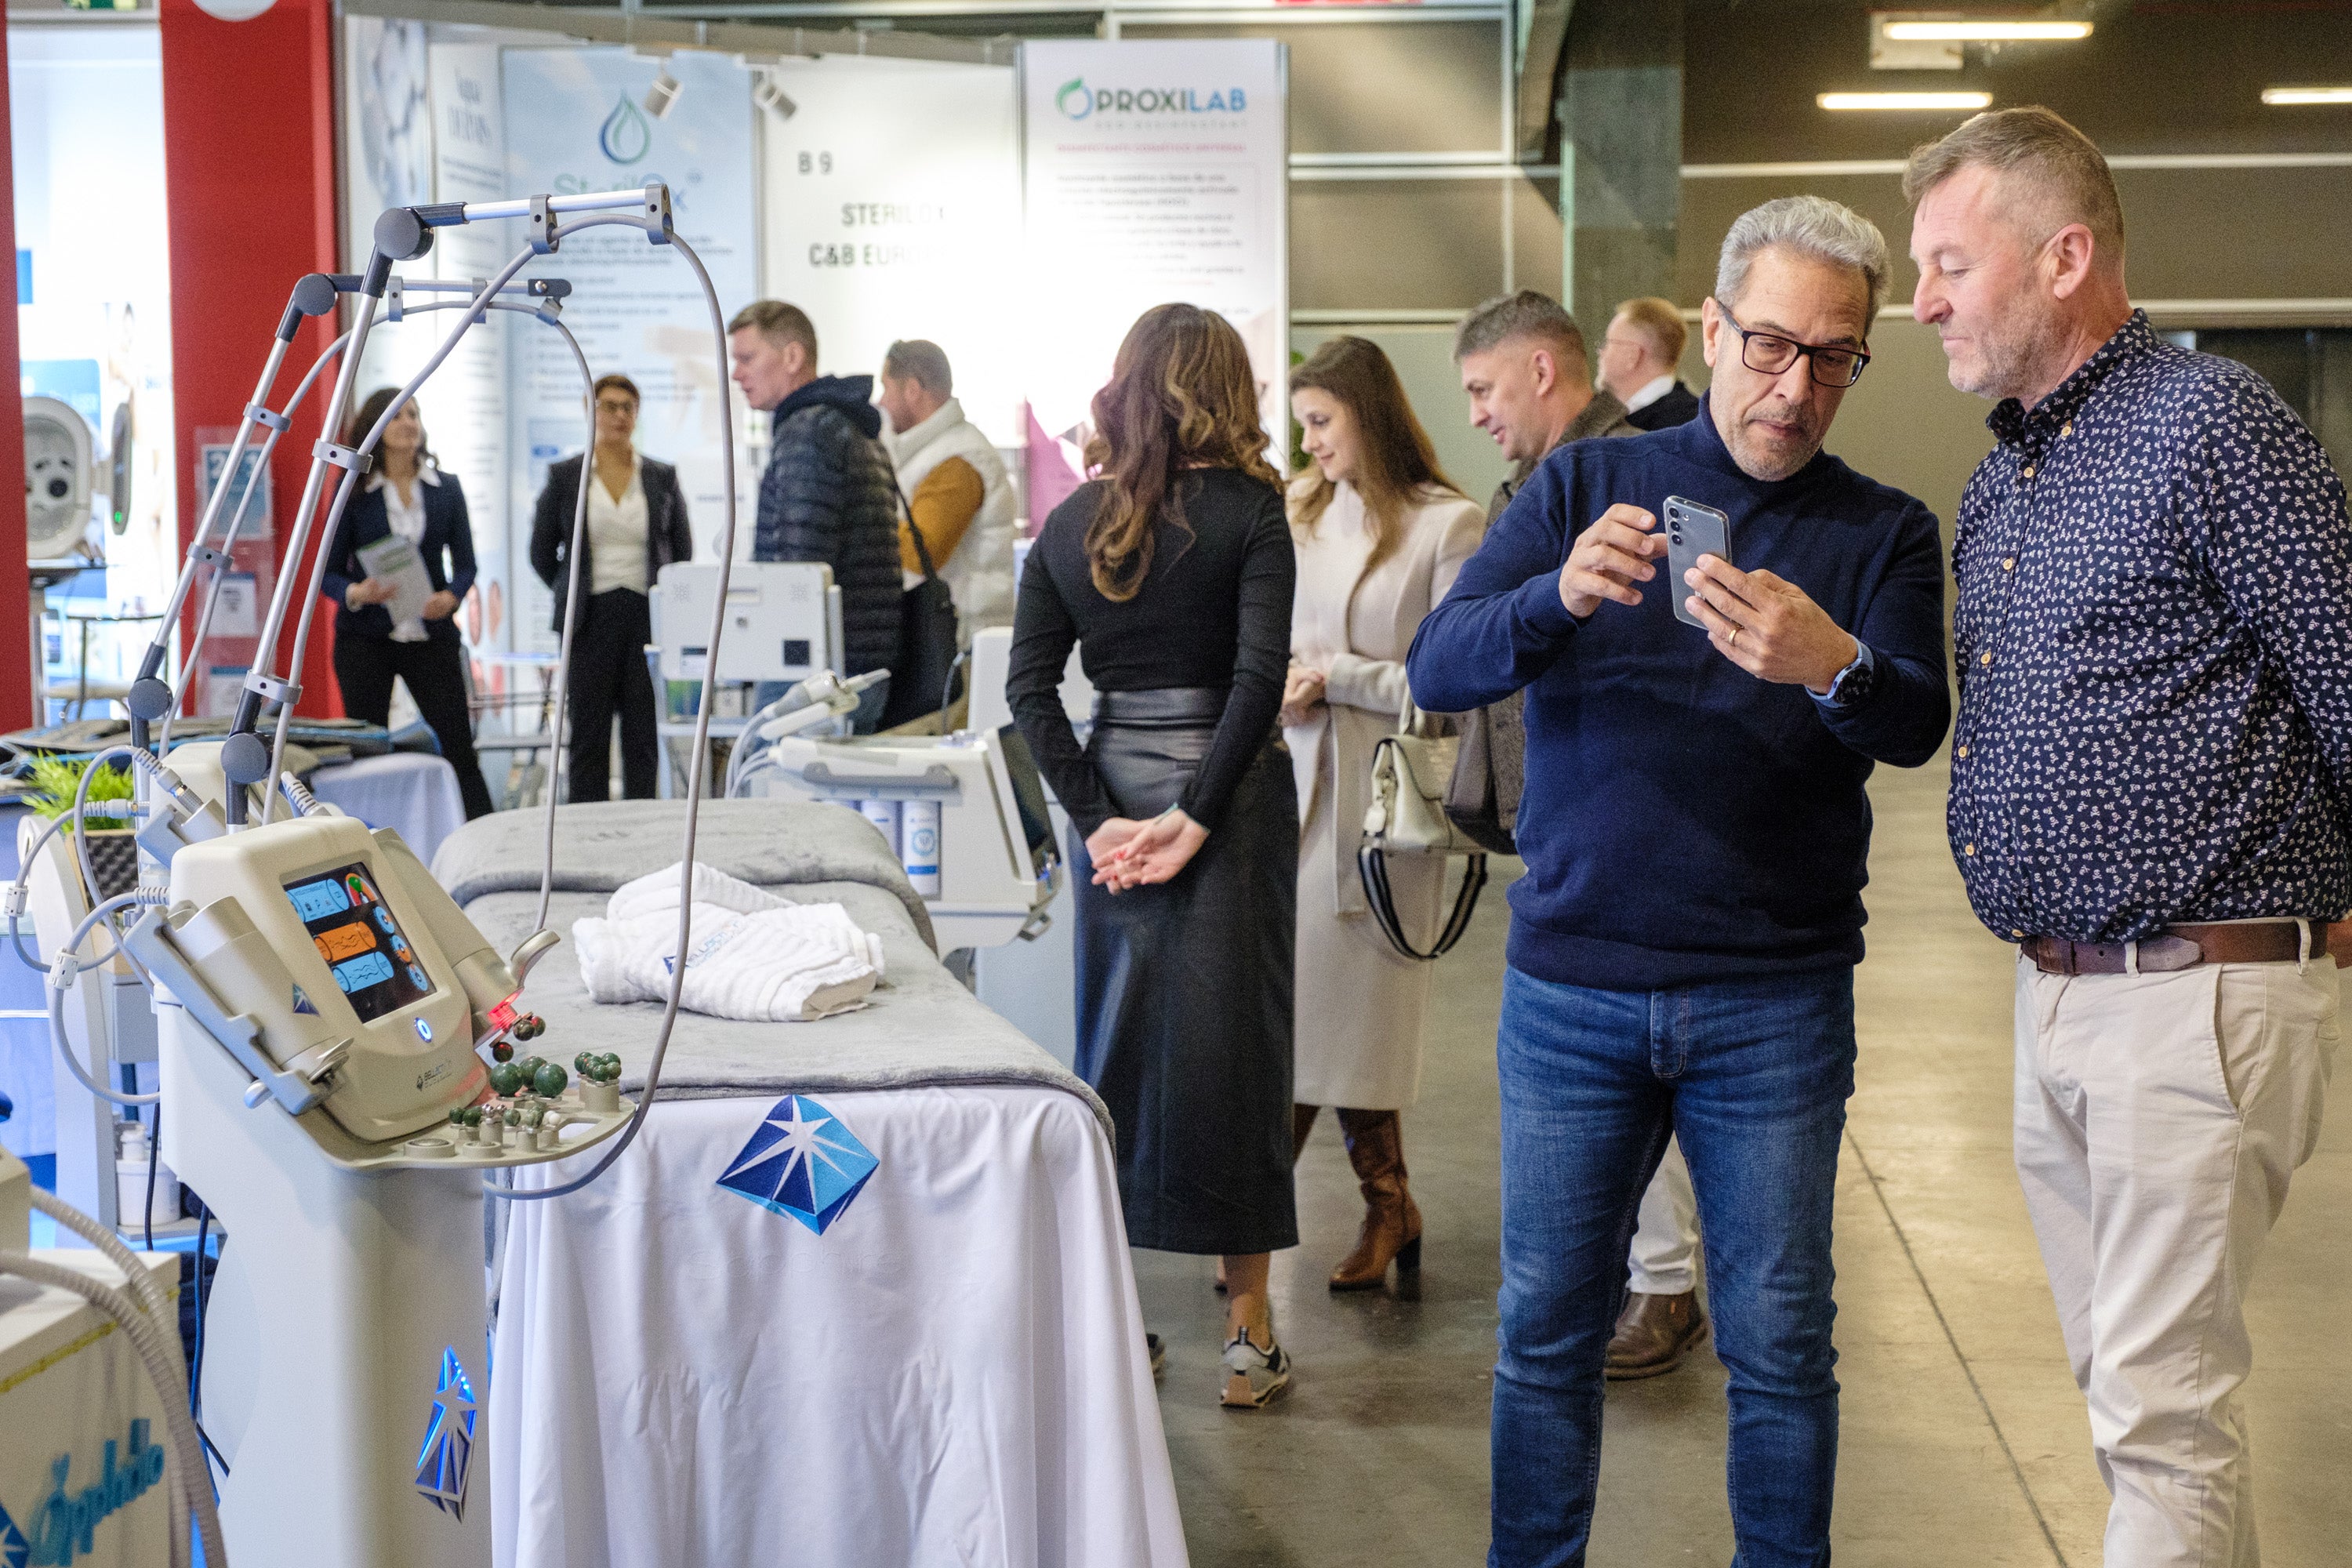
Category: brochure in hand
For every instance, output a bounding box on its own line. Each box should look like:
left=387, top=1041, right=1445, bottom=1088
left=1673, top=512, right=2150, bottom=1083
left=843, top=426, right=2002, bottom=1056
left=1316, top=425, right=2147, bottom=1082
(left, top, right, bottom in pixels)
left=354, top=533, right=434, bottom=627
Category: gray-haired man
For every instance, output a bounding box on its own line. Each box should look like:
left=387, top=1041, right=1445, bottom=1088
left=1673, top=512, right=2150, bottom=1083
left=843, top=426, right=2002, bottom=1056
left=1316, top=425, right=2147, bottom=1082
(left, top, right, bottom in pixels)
left=1911, top=107, right=2350, bottom=1568
left=1412, top=196, right=1951, bottom=1566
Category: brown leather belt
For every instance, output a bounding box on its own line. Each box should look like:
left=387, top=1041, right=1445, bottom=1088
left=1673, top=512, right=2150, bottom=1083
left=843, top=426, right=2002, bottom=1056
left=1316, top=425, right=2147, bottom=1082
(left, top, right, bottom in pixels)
left=2023, top=920, right=2335, bottom=976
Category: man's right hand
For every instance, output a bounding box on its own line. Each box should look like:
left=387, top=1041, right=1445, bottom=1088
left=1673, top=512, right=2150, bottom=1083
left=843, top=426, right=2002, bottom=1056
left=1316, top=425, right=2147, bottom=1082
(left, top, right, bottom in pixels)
left=1558, top=504, right=1664, bottom=620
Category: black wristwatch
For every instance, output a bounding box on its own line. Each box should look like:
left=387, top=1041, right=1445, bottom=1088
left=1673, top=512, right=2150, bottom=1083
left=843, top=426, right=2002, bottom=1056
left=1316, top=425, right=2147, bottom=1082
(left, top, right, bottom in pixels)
left=1820, top=641, right=1878, bottom=709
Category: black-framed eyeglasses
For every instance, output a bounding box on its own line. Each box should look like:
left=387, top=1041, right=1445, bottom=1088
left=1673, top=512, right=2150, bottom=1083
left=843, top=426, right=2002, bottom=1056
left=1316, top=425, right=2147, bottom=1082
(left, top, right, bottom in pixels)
left=1720, top=308, right=1871, bottom=388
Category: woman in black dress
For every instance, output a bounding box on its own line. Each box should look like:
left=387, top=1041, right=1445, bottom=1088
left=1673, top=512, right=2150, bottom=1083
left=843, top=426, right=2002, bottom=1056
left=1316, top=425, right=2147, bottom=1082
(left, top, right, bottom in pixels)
left=1008, top=303, right=1299, bottom=1408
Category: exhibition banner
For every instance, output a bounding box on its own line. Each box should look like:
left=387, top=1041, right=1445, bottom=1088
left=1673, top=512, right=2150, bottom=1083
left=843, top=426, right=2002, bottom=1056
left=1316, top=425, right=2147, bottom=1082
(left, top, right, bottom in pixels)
left=757, top=58, right=1023, bottom=450
left=501, top=49, right=758, bottom=644
left=1019, top=39, right=1288, bottom=522
left=339, top=22, right=511, bottom=683
left=426, top=44, right=515, bottom=662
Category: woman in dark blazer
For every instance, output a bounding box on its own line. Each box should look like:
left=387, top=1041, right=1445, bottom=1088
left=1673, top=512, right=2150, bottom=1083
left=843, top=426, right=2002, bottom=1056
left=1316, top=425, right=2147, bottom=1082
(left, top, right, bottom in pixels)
left=528, top=373, right=694, bottom=802
left=318, top=387, right=497, bottom=818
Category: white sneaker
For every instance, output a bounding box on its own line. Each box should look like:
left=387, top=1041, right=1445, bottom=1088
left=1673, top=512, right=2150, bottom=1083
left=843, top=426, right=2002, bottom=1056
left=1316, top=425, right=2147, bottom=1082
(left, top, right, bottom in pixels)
left=1219, top=1328, right=1291, bottom=1409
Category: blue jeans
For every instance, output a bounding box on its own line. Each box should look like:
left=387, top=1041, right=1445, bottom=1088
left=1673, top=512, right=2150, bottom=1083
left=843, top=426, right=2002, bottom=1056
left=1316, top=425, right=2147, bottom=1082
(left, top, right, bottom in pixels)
left=1490, top=964, right=1856, bottom=1568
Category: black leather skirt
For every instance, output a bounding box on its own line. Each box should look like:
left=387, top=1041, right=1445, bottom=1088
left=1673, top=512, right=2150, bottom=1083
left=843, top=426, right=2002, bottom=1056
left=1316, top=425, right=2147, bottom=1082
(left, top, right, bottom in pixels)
left=1070, top=687, right=1299, bottom=1255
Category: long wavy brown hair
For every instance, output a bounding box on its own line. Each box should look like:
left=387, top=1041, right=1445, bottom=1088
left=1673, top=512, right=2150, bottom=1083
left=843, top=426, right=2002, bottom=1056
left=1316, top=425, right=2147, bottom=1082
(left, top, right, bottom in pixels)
left=1082, top=303, right=1280, bottom=602
left=1288, top=336, right=1461, bottom=578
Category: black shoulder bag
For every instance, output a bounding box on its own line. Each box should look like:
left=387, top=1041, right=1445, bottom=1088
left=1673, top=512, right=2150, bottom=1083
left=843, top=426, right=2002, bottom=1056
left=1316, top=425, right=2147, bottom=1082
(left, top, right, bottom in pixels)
left=879, top=475, right=961, bottom=731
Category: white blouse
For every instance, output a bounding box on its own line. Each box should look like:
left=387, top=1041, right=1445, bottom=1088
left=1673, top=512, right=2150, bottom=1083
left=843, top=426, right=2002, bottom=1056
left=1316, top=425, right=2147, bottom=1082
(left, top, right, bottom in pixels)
left=586, top=454, right=650, bottom=596
left=366, top=465, right=438, bottom=642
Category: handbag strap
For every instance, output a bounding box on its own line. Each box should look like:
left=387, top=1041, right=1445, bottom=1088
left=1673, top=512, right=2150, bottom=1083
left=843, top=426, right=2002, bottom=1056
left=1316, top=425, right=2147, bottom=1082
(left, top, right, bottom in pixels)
left=1354, top=840, right=1488, bottom=962
left=891, top=472, right=942, bottom=584
left=1395, top=689, right=1446, bottom=740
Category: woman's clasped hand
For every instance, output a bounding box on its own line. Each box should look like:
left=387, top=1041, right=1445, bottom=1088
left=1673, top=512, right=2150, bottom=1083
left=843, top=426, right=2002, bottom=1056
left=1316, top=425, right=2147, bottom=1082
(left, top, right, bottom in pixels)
left=1087, top=809, right=1210, bottom=893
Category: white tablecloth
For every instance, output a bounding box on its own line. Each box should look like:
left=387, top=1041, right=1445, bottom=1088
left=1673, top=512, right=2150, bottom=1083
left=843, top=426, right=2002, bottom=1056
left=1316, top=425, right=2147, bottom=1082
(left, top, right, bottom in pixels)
left=490, top=1084, right=1187, bottom=1568
left=307, top=752, right=466, bottom=862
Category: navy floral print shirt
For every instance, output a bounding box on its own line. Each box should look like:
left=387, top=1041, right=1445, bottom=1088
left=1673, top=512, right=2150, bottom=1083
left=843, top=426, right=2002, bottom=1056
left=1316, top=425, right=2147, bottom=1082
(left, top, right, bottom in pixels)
left=1949, top=310, right=2352, bottom=942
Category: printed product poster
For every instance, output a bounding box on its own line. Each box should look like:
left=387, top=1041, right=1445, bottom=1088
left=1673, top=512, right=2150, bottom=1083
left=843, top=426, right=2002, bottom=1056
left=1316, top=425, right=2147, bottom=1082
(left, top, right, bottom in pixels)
left=426, top=43, right=515, bottom=680
left=338, top=28, right=512, bottom=670
left=1019, top=39, right=1288, bottom=521
left=756, top=57, right=1023, bottom=450
left=503, top=48, right=758, bottom=640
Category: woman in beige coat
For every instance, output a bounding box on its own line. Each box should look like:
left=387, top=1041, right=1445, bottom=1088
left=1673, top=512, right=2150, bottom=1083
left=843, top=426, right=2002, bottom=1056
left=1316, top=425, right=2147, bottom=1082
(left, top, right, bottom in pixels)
left=1283, top=336, right=1486, bottom=1290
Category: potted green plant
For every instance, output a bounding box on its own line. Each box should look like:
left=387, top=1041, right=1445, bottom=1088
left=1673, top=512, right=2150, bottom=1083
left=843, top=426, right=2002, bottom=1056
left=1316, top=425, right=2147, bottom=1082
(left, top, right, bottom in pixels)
left=22, top=754, right=142, bottom=902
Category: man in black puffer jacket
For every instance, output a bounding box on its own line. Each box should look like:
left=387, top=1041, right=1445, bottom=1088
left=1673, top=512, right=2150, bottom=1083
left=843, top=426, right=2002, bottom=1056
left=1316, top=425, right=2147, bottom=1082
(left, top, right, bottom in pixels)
left=728, top=299, right=900, bottom=730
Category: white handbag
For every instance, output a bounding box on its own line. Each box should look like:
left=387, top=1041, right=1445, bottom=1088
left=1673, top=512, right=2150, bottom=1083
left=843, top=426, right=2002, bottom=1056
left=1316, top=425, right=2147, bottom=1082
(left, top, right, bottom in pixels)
left=1357, top=694, right=1488, bottom=960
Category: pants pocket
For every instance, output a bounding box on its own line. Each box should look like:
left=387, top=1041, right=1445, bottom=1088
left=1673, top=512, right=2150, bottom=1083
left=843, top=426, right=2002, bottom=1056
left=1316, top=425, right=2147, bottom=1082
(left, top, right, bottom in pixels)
left=2206, top=963, right=2249, bottom=1116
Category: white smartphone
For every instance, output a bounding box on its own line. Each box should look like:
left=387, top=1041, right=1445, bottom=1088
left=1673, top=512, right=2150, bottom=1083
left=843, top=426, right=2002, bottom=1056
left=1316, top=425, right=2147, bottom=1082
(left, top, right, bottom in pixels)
left=1663, top=495, right=1733, bottom=630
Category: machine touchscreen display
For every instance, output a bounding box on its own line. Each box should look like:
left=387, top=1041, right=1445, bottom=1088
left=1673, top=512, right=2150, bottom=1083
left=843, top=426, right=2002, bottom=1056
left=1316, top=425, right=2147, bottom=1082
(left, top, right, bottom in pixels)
left=284, top=862, right=433, bottom=1022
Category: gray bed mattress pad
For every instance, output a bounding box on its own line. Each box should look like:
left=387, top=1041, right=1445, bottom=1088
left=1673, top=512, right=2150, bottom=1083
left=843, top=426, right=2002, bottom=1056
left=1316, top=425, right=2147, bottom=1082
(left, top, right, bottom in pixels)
left=432, top=801, right=1106, bottom=1134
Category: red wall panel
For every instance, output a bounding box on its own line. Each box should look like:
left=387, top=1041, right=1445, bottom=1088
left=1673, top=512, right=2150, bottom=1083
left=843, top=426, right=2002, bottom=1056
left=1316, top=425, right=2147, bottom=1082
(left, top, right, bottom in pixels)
left=159, top=0, right=343, bottom=717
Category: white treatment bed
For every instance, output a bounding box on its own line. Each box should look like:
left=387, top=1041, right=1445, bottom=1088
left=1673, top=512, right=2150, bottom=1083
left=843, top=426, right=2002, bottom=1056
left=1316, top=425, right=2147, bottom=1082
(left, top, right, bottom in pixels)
left=431, top=800, right=1185, bottom=1568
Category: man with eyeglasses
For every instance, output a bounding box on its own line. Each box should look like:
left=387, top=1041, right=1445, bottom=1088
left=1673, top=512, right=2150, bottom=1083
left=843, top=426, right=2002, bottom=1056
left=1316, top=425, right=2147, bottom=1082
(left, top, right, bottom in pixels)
left=1410, top=195, right=1951, bottom=1566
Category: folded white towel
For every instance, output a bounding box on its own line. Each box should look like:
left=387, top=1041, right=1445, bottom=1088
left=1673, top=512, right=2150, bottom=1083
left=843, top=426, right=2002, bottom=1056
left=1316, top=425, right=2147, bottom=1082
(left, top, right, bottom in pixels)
left=571, top=862, right=885, bottom=1022
left=606, top=861, right=789, bottom=923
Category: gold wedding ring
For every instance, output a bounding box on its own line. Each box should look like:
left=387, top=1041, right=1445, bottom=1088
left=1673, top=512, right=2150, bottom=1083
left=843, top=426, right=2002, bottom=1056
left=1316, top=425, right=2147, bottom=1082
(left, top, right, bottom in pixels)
left=1729, top=626, right=1741, bottom=647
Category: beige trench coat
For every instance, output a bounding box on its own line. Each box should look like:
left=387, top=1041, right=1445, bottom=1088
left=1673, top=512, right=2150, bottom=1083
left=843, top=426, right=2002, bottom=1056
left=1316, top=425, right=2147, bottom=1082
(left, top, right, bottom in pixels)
left=1285, top=478, right=1486, bottom=1109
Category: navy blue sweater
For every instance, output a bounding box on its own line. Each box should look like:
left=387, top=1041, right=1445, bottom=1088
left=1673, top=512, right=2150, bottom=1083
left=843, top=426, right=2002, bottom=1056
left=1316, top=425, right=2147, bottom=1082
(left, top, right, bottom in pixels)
left=1406, top=397, right=1950, bottom=990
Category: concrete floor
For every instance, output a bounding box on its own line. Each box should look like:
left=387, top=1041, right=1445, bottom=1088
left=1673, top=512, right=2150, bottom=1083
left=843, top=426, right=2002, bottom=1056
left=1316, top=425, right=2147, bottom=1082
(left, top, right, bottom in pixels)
left=1137, top=753, right=2352, bottom=1566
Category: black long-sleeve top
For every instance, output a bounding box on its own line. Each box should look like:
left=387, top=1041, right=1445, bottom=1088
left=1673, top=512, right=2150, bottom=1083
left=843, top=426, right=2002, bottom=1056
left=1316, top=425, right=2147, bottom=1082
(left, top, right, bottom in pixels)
left=1008, top=469, right=1294, bottom=836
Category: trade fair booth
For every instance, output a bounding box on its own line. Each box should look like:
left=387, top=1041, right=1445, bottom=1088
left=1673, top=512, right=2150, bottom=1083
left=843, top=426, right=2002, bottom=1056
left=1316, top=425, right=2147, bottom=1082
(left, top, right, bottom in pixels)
left=0, top=5, right=1292, bottom=1563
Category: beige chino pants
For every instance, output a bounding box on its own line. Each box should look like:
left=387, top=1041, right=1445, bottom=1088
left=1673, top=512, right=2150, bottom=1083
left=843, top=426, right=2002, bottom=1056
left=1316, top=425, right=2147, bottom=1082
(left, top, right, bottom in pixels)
left=2013, top=953, right=2339, bottom=1568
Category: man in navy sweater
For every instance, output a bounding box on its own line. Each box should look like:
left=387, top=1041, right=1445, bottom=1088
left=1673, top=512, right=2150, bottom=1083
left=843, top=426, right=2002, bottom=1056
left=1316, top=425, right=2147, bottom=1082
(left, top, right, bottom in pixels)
left=1409, top=196, right=1951, bottom=1566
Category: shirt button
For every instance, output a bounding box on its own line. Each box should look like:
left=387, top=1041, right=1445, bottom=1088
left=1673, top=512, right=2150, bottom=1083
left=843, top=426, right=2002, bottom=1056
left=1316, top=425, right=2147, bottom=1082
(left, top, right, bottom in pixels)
left=1980, top=651, right=1993, bottom=666
left=2012, top=927, right=2026, bottom=939
left=1963, top=843, right=1977, bottom=856
left=2061, top=423, right=2074, bottom=437
left=2002, top=557, right=2016, bottom=571
left=2021, top=465, right=2035, bottom=479
left=1956, top=744, right=1969, bottom=758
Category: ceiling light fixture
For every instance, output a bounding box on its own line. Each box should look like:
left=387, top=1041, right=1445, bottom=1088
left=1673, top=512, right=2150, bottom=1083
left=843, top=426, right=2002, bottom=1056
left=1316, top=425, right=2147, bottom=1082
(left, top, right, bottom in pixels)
left=753, top=74, right=799, bottom=122
left=2262, top=85, right=2352, bottom=105
left=1819, top=91, right=1994, bottom=111
left=1882, top=20, right=2092, bottom=42
left=644, top=66, right=684, bottom=120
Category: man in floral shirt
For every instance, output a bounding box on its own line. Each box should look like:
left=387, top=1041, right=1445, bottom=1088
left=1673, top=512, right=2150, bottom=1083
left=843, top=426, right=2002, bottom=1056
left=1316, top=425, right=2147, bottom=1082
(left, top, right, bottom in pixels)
left=1910, top=107, right=2350, bottom=1568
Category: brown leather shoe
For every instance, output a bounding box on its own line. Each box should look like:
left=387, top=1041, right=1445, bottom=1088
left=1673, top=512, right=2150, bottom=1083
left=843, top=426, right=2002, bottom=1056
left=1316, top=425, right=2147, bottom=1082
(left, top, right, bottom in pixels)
left=1605, top=1290, right=1708, bottom=1380
left=1329, top=1109, right=1423, bottom=1291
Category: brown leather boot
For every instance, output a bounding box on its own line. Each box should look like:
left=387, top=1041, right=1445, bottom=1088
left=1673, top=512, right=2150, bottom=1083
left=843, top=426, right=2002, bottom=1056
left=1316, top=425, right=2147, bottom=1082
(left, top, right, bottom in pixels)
left=1604, top=1291, right=1708, bottom=1380
left=1329, top=1109, right=1422, bottom=1291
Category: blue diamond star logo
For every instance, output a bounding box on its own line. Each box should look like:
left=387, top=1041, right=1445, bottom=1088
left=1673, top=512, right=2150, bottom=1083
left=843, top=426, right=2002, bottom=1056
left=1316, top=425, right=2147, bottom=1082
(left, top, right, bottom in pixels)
left=0, top=1497, right=28, bottom=1568
left=716, top=1095, right=878, bottom=1234
left=413, top=1347, right=477, bottom=1518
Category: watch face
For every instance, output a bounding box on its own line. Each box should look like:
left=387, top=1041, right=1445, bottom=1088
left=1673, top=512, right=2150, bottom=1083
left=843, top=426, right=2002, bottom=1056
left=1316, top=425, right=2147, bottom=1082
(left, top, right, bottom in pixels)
left=1833, top=652, right=1876, bottom=706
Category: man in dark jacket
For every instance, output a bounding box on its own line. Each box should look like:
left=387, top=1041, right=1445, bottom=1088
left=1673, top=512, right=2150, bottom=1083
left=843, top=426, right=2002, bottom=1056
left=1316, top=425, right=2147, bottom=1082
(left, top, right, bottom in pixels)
left=1599, top=296, right=1704, bottom=432
left=728, top=299, right=899, bottom=729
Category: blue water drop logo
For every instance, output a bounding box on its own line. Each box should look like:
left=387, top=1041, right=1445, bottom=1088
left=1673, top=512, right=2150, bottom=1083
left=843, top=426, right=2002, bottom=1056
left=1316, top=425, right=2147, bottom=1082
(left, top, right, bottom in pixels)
left=599, top=93, right=652, bottom=165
